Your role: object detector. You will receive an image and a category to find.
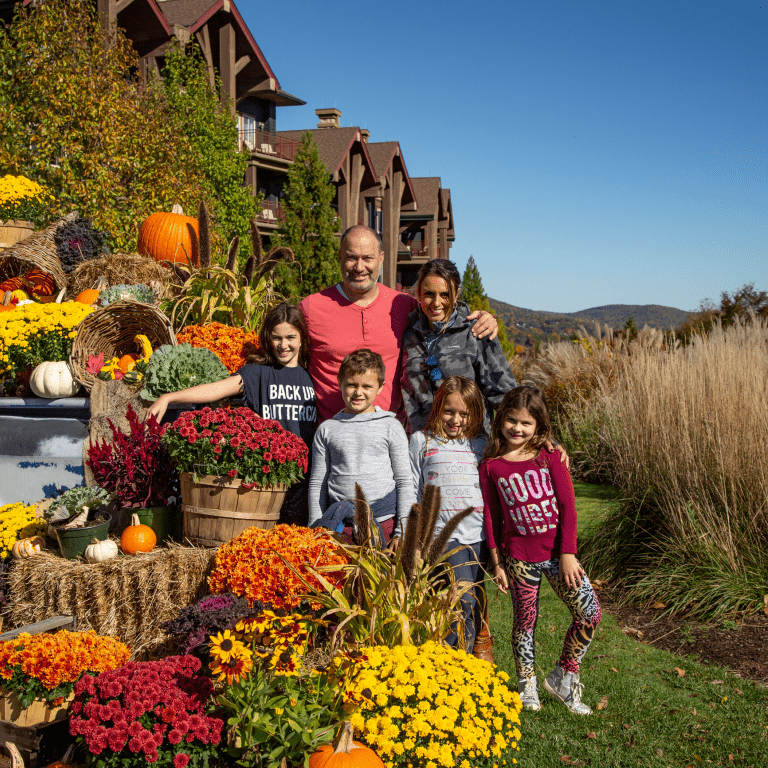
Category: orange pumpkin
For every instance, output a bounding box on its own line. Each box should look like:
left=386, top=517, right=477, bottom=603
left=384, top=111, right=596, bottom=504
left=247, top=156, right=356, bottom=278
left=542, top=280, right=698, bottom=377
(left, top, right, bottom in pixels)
left=0, top=304, right=16, bottom=312
left=137, top=209, right=199, bottom=266
left=76, top=288, right=101, bottom=305
left=120, top=513, right=156, bottom=554
left=25, top=267, right=56, bottom=296
left=309, top=722, right=384, bottom=768
left=0, top=275, right=25, bottom=292
left=117, top=353, right=138, bottom=373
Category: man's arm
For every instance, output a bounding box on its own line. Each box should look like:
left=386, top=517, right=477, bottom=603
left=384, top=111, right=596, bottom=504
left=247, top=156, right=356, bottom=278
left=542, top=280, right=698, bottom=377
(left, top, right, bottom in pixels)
left=467, top=309, right=499, bottom=340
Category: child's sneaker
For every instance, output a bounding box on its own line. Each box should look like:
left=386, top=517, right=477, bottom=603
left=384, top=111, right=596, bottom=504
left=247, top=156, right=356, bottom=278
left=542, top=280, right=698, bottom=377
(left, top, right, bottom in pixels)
left=517, top=676, right=542, bottom=711
left=543, top=663, right=592, bottom=715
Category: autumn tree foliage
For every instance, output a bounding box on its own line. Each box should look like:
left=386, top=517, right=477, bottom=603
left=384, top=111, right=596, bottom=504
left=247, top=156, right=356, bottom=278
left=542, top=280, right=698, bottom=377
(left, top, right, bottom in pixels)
left=271, top=133, right=340, bottom=299
left=678, top=282, right=768, bottom=342
left=0, top=0, right=251, bottom=252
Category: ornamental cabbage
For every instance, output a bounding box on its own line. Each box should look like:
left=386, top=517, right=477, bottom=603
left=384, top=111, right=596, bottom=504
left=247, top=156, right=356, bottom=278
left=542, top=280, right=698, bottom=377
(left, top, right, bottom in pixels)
left=140, top=343, right=228, bottom=402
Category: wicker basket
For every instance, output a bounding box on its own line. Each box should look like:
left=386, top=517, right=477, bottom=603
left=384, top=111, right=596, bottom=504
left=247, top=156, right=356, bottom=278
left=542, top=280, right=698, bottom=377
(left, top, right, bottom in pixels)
left=69, top=300, right=177, bottom=391
left=0, top=213, right=76, bottom=292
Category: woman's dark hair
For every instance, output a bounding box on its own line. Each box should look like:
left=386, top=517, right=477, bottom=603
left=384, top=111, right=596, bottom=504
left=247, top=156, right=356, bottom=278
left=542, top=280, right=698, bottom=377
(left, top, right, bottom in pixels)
left=484, top=386, right=552, bottom=461
left=415, top=259, right=461, bottom=321
left=248, top=302, right=310, bottom=368
left=425, top=376, right=485, bottom=441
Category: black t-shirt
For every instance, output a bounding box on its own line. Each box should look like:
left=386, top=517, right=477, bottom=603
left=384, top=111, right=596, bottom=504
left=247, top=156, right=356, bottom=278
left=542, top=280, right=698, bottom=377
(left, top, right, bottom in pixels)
left=236, top=364, right=317, bottom=449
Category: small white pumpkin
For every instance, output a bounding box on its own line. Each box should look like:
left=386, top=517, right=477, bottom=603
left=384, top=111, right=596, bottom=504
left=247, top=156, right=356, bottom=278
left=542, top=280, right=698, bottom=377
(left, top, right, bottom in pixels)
left=12, top=536, right=45, bottom=559
left=29, top=361, right=80, bottom=398
left=84, top=537, right=118, bottom=563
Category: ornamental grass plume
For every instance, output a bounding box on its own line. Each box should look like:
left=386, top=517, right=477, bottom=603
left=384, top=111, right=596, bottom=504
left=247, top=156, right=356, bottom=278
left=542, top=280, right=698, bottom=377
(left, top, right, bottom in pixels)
left=0, top=630, right=129, bottom=707
left=289, top=485, right=475, bottom=648
left=345, top=641, right=522, bottom=768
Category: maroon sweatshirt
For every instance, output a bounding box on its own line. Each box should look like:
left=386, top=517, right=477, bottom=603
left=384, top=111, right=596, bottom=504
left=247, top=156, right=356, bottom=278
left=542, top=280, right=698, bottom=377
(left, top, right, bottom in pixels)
left=480, top=449, right=578, bottom=562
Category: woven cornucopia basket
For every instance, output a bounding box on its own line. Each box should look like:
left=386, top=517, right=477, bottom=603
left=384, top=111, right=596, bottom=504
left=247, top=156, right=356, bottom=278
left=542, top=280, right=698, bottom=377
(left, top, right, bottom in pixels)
left=0, top=212, right=76, bottom=293
left=70, top=300, right=176, bottom=391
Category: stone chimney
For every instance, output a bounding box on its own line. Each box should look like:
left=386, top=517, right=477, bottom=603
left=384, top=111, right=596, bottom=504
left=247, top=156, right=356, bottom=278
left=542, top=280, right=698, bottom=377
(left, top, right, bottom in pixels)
left=315, top=108, right=341, bottom=129
left=359, top=128, right=370, bottom=143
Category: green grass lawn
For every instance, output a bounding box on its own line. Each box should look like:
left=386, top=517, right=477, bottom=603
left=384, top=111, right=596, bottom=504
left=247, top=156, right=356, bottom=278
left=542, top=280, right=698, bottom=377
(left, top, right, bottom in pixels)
left=487, top=483, right=768, bottom=768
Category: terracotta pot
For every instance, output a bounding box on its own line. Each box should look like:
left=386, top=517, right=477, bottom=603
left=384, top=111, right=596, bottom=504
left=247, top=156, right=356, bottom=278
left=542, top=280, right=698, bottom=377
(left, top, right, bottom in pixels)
left=0, top=220, right=34, bottom=250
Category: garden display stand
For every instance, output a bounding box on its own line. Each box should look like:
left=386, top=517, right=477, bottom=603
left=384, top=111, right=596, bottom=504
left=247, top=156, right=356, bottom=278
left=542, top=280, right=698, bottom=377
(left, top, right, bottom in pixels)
left=0, top=616, right=77, bottom=768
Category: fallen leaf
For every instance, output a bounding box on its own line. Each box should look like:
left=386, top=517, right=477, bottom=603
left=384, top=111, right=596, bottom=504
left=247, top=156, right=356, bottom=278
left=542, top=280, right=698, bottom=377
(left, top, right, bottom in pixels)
left=549, top=625, right=556, bottom=634
left=692, top=708, right=697, bottom=715
left=721, top=696, right=728, bottom=704
left=622, top=626, right=645, bottom=639
left=710, top=679, right=724, bottom=684
left=674, top=667, right=687, bottom=677
left=728, top=754, right=734, bottom=762
left=656, top=749, right=664, bottom=757
left=734, top=687, right=742, bottom=695
left=596, top=695, right=609, bottom=711
left=623, top=724, right=630, bottom=730
left=541, top=733, right=546, bottom=739
left=592, top=578, right=608, bottom=587
left=560, top=756, right=571, bottom=764
left=610, top=666, right=619, bottom=672
left=651, top=601, right=667, bottom=609
left=586, top=731, right=597, bottom=739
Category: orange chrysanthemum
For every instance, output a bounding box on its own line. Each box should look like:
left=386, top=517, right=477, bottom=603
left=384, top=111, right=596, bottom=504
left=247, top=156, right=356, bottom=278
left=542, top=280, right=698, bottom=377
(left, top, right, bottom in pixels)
left=0, top=631, right=130, bottom=701
left=208, top=524, right=347, bottom=609
left=176, top=322, right=260, bottom=374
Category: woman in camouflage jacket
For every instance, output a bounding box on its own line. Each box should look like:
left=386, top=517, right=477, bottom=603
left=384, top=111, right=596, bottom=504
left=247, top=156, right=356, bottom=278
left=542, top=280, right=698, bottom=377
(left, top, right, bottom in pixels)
left=400, top=259, right=517, bottom=435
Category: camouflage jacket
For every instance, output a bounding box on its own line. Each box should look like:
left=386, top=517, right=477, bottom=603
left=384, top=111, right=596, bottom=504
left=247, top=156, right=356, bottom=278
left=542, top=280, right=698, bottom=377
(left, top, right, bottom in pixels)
left=400, top=302, right=517, bottom=434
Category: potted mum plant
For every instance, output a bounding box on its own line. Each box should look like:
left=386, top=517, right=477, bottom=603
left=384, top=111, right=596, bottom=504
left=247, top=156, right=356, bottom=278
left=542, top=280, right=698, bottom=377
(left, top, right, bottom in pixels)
left=87, top=404, right=180, bottom=544
left=0, top=174, right=51, bottom=248
left=162, top=407, right=308, bottom=546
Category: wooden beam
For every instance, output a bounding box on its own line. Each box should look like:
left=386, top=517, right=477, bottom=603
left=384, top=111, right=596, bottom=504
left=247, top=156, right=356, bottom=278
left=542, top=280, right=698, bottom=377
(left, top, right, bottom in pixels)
left=115, top=0, right=134, bottom=13
left=195, top=24, right=216, bottom=91
left=96, top=0, right=116, bottom=31
left=219, top=20, right=236, bottom=114
left=349, top=152, right=364, bottom=226
left=235, top=55, right=251, bottom=75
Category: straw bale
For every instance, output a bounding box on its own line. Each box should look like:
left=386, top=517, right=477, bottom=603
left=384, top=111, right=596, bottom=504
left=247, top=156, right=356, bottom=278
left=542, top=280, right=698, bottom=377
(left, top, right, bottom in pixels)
left=67, top=253, right=181, bottom=300
left=7, top=544, right=216, bottom=658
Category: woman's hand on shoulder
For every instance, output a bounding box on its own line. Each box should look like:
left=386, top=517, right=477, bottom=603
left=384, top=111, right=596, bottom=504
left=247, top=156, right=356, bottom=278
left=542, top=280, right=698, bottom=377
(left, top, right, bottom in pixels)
left=544, top=440, right=570, bottom=469
left=467, top=309, right=498, bottom=340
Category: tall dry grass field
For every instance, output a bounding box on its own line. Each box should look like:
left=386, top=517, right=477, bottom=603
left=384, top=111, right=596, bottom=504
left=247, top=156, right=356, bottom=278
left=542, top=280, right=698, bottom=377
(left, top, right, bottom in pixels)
left=578, top=317, right=768, bottom=617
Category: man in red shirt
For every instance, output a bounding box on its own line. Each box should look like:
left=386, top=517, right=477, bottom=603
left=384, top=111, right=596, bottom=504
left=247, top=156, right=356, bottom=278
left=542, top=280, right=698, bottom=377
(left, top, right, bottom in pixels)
left=299, top=225, right=497, bottom=421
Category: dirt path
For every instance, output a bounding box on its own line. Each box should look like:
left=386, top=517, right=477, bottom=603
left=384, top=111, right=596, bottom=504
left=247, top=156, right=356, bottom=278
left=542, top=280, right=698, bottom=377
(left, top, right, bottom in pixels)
left=597, top=587, right=768, bottom=685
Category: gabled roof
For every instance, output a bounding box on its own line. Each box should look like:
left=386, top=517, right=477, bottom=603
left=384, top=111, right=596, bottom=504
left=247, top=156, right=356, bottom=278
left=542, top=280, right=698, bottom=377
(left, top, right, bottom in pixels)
left=365, top=141, right=416, bottom=208
left=409, top=177, right=441, bottom=217
left=157, top=0, right=304, bottom=104
left=276, top=128, right=377, bottom=188
left=440, top=188, right=455, bottom=234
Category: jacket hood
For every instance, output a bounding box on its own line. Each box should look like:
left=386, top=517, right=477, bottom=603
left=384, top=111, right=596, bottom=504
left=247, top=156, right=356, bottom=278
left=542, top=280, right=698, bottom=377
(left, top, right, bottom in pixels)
left=331, top=405, right=396, bottom=422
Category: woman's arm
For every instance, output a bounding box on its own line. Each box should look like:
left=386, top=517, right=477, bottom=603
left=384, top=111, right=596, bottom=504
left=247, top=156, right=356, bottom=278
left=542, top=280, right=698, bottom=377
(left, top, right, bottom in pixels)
left=146, top=375, right=243, bottom=423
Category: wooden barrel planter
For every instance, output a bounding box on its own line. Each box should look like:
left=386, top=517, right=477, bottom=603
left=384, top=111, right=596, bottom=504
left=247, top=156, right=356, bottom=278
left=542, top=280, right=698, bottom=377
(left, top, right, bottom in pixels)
left=180, top=473, right=286, bottom=548
left=0, top=221, right=34, bottom=251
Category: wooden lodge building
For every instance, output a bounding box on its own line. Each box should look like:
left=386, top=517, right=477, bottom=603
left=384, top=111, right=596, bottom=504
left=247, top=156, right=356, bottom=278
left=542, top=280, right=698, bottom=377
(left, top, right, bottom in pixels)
left=0, top=0, right=454, bottom=290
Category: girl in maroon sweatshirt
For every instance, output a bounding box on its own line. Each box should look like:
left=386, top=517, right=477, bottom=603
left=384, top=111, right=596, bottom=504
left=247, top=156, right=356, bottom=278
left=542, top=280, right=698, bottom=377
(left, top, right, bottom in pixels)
left=480, top=386, right=601, bottom=715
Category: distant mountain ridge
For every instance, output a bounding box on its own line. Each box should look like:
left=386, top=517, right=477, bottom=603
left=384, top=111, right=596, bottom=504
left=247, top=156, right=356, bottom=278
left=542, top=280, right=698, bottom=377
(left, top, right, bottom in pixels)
left=488, top=298, right=690, bottom=346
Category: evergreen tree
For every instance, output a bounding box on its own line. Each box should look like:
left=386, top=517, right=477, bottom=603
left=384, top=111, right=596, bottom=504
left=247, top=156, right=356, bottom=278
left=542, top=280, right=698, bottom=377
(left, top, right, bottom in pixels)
left=461, top=256, right=514, bottom=358
left=272, top=133, right=340, bottom=299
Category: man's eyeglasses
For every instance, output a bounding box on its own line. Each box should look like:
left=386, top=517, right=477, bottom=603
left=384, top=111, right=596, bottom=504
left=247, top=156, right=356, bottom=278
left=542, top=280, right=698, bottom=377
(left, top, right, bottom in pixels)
left=425, top=355, right=443, bottom=383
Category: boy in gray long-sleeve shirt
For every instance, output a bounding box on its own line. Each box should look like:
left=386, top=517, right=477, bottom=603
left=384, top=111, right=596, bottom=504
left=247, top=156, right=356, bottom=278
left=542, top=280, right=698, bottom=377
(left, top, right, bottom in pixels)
left=308, top=349, right=415, bottom=541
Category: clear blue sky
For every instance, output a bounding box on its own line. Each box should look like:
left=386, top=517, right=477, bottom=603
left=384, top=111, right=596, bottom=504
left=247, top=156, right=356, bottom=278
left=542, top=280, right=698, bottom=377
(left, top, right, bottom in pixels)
left=243, top=0, right=765, bottom=314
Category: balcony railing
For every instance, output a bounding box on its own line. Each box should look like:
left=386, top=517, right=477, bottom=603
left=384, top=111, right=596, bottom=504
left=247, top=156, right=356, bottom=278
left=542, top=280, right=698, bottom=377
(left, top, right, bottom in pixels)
left=239, top=129, right=299, bottom=161
left=404, top=241, right=429, bottom=258
left=257, top=200, right=283, bottom=224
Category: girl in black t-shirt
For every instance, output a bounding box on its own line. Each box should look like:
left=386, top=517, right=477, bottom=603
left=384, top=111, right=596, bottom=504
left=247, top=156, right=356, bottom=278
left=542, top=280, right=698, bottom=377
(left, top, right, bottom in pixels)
left=147, top=303, right=316, bottom=523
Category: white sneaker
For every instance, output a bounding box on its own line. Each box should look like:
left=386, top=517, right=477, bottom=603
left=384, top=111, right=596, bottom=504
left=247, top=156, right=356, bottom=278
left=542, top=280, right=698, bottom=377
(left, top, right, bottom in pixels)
left=543, top=663, right=592, bottom=715
left=517, top=676, right=542, bottom=711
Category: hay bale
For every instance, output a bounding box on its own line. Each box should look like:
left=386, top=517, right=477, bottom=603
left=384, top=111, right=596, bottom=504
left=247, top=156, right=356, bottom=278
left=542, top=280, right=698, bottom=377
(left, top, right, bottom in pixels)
left=67, top=253, right=182, bottom=300
left=7, top=544, right=216, bottom=658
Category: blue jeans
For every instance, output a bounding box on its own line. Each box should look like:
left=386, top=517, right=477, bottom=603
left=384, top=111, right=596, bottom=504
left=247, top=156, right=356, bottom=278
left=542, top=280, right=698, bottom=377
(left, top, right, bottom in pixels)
left=444, top=539, right=487, bottom=653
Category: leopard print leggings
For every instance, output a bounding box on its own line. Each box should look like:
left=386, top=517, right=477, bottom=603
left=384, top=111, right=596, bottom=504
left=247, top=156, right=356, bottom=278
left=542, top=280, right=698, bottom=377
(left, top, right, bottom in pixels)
left=502, top=555, right=602, bottom=679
